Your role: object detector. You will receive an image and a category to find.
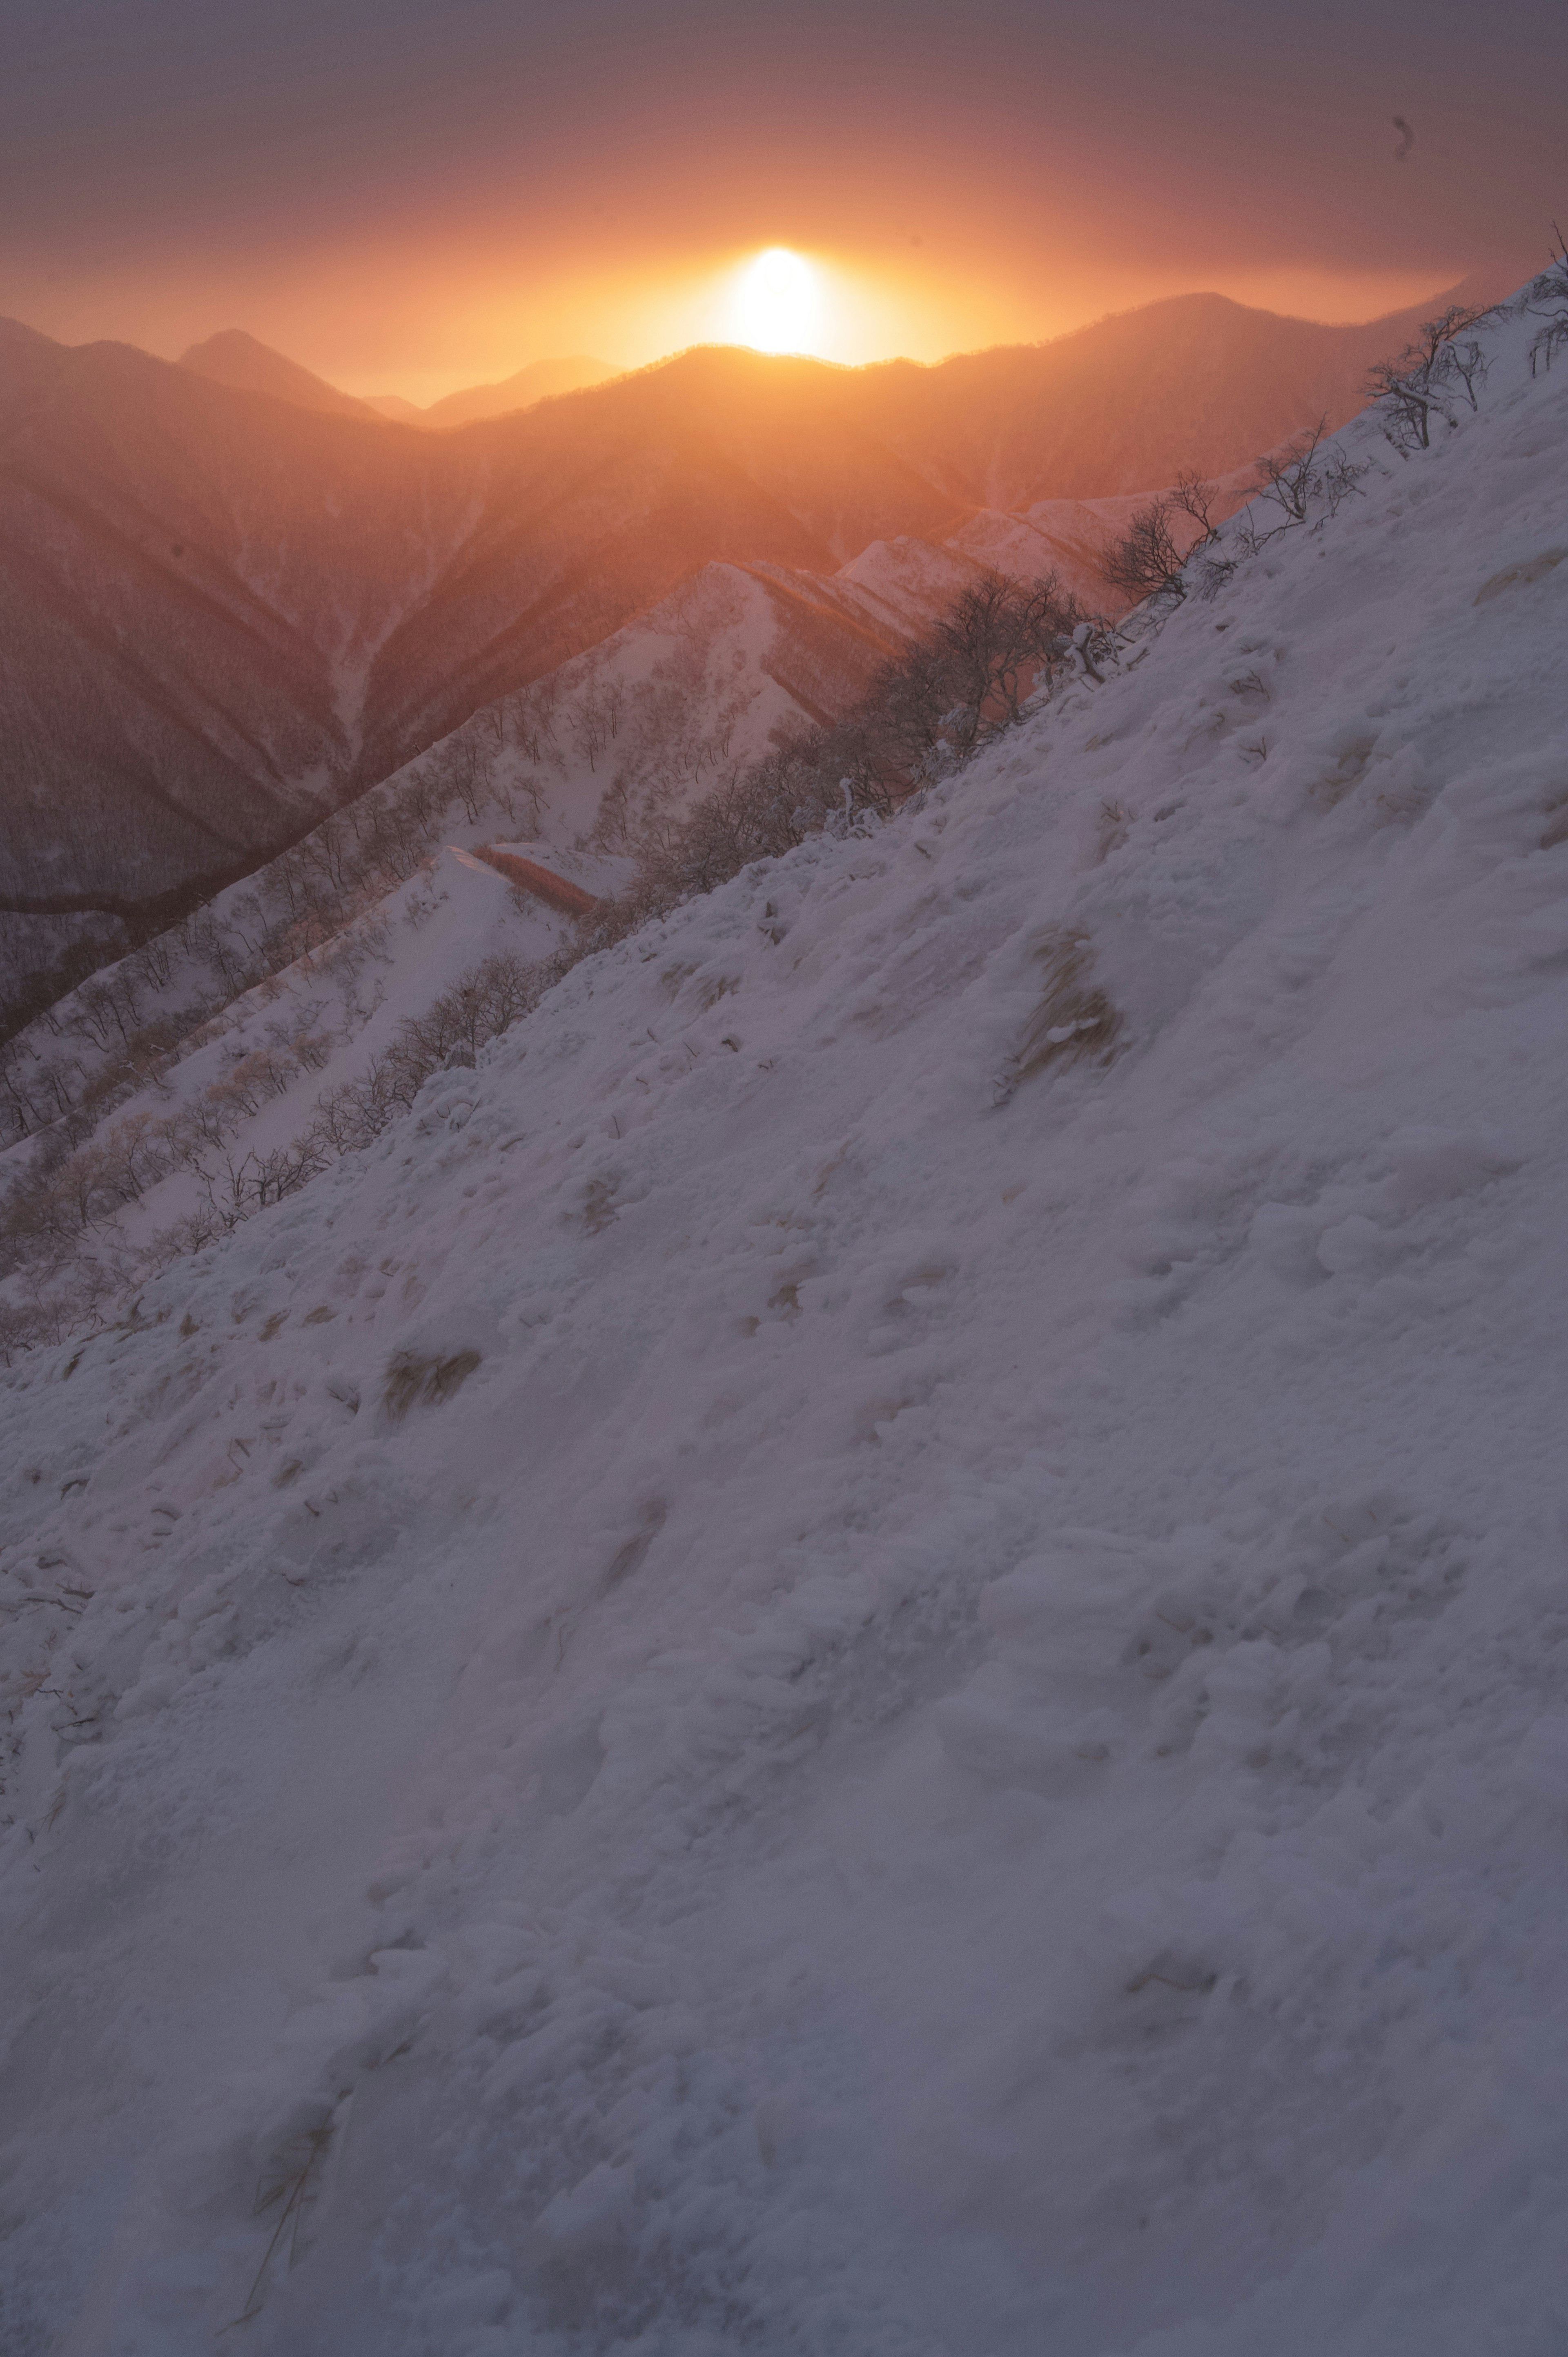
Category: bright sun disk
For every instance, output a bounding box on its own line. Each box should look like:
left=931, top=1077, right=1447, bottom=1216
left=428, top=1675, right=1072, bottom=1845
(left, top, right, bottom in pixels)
left=735, top=248, right=820, bottom=353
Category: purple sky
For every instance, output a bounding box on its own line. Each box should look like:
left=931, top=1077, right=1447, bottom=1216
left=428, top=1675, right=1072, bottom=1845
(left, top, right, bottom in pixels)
left=2, top=0, right=1562, bottom=394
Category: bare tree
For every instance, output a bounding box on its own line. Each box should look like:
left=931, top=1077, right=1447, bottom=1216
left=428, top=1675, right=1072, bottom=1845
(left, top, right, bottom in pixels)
left=505, top=677, right=562, bottom=766
left=70, top=974, right=140, bottom=1055
left=1253, top=419, right=1331, bottom=529
left=1172, top=471, right=1222, bottom=545
left=127, top=933, right=176, bottom=993
left=1444, top=334, right=1489, bottom=410
left=1366, top=307, right=1479, bottom=451
left=441, top=735, right=490, bottom=823
left=570, top=671, right=626, bottom=774
left=931, top=576, right=1077, bottom=742
left=1100, top=496, right=1189, bottom=605
left=96, top=1112, right=167, bottom=1205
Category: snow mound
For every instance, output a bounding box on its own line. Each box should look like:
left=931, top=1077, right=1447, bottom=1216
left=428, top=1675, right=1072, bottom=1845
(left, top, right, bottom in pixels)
left=4, top=291, right=1568, bottom=2354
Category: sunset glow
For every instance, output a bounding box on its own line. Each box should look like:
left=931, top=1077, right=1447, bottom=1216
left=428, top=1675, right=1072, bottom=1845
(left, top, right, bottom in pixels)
left=732, top=248, right=822, bottom=355
left=3, top=0, right=1556, bottom=398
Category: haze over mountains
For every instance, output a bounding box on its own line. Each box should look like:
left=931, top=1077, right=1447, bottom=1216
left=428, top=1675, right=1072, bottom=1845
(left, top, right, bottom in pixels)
left=369, top=356, right=622, bottom=428
left=0, top=278, right=1493, bottom=1029
left=178, top=330, right=387, bottom=421
left=179, top=334, right=621, bottom=429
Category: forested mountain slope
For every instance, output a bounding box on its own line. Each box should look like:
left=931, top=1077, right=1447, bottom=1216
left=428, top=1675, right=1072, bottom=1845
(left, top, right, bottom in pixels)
left=0, top=284, right=1470, bottom=1024
left=850, top=276, right=1503, bottom=504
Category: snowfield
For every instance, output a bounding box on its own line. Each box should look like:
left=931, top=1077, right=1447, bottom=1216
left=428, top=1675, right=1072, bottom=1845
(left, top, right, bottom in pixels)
left=4, top=292, right=1568, bottom=2354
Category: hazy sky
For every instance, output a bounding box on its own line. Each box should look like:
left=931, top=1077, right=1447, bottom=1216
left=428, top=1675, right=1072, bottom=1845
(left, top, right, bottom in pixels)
left=2, top=0, right=1564, bottom=398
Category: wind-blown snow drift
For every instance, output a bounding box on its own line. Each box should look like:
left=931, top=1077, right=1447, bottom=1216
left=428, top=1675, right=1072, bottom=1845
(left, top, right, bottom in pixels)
left=4, top=294, right=1568, bottom=2355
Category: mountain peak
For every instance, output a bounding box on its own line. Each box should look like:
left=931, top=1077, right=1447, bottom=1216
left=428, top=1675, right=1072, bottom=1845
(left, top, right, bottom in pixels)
left=177, top=328, right=381, bottom=420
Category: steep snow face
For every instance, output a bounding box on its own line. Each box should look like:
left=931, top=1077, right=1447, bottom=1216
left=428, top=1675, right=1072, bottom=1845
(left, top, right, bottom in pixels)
left=4, top=300, right=1568, bottom=2355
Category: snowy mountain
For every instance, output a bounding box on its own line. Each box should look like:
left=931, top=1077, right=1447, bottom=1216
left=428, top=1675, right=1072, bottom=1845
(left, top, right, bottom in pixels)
left=0, top=504, right=1217, bottom=1242
left=0, top=287, right=1468, bottom=1031
left=3, top=271, right=1567, bottom=2351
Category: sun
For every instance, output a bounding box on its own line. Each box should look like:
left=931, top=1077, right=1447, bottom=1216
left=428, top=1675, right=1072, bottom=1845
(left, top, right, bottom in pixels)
left=734, top=248, right=820, bottom=354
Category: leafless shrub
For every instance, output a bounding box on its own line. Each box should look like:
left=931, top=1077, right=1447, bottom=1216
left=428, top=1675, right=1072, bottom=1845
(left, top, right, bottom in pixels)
left=871, top=573, right=1087, bottom=775
left=297, top=950, right=558, bottom=1162
left=382, top=1348, right=481, bottom=1419
left=486, top=772, right=545, bottom=835
left=126, top=934, right=176, bottom=993
left=0, top=1264, right=120, bottom=1362
left=1445, top=335, right=1489, bottom=409
left=192, top=1140, right=327, bottom=1228
left=505, top=676, right=562, bottom=765
left=211, top=1046, right=298, bottom=1118
left=0, top=1037, right=83, bottom=1144
left=232, top=2118, right=336, bottom=2327
left=1527, top=225, right=1568, bottom=376
left=178, top=1086, right=244, bottom=1153
left=1100, top=497, right=1191, bottom=606
left=140, top=1205, right=227, bottom=1274
left=997, top=930, right=1124, bottom=1103
left=584, top=574, right=1091, bottom=955
left=1227, top=419, right=1370, bottom=558
left=94, top=1112, right=168, bottom=1205
left=1195, top=553, right=1241, bottom=601
left=1172, top=471, right=1223, bottom=544
left=1366, top=307, right=1484, bottom=450
left=1100, top=475, right=1220, bottom=610
left=285, top=1024, right=334, bottom=1072
left=69, top=972, right=142, bottom=1055
left=1095, top=801, right=1131, bottom=862
left=437, top=734, right=491, bottom=823
left=570, top=670, right=627, bottom=773
left=1254, top=419, right=1331, bottom=527
left=1320, top=451, right=1371, bottom=515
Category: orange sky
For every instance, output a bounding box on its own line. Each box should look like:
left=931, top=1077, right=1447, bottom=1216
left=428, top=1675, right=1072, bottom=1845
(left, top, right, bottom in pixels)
left=2, top=0, right=1562, bottom=400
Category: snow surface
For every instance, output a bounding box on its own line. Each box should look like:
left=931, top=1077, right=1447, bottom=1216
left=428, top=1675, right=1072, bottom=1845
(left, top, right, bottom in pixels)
left=4, top=295, right=1568, bottom=2353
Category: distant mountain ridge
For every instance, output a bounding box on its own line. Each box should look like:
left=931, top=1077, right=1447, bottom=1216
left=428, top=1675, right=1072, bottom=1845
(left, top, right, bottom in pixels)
left=843, top=272, right=1508, bottom=506
left=177, top=328, right=385, bottom=421
left=0, top=278, right=1496, bottom=1023
left=182, top=334, right=620, bottom=430
left=388, top=355, right=621, bottom=427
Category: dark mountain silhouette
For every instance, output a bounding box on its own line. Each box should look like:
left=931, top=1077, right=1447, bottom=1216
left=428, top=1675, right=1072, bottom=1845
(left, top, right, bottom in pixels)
left=178, top=329, right=385, bottom=421
left=0, top=279, right=1493, bottom=1021
left=839, top=277, right=1509, bottom=507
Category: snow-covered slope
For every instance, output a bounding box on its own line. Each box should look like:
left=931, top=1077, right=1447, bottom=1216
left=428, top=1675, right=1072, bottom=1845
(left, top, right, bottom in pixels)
left=4, top=292, right=1568, bottom=2355
left=0, top=520, right=1099, bottom=1214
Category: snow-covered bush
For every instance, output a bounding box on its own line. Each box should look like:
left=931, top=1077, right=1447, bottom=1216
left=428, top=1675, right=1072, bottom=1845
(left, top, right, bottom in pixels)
left=1366, top=304, right=1489, bottom=450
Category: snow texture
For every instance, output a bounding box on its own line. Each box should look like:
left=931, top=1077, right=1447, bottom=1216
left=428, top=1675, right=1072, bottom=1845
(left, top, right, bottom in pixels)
left=4, top=292, right=1568, bottom=2354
